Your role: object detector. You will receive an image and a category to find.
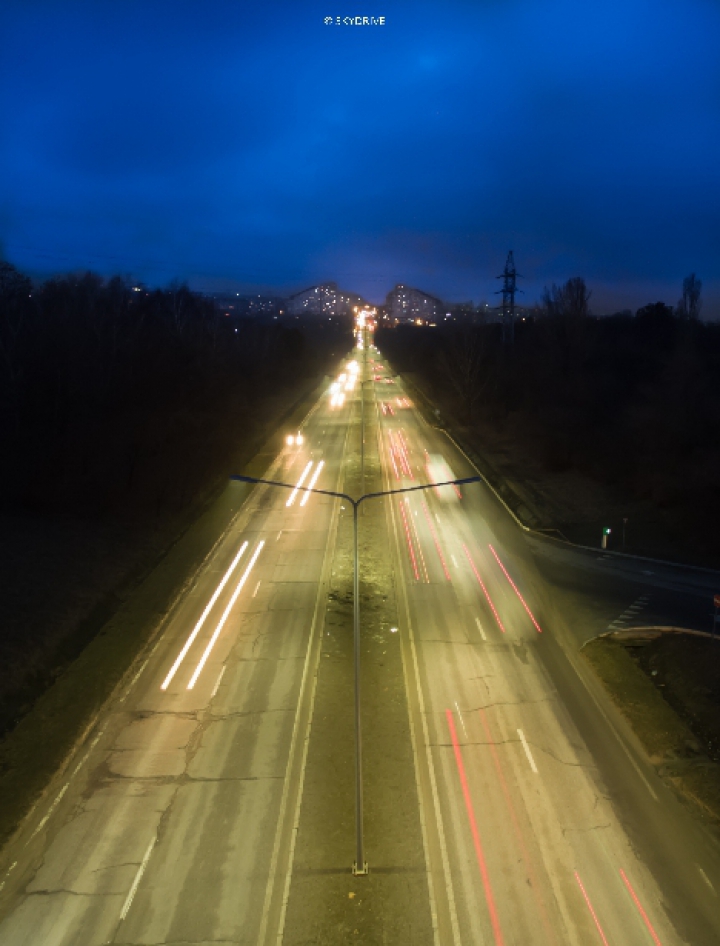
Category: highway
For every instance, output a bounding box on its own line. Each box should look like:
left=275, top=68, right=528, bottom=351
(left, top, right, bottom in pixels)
left=0, top=342, right=719, bottom=944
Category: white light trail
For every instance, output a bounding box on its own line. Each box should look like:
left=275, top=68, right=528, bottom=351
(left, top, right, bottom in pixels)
left=286, top=461, right=313, bottom=507
left=161, top=541, right=249, bottom=690
left=187, top=541, right=265, bottom=689
left=300, top=460, right=324, bottom=506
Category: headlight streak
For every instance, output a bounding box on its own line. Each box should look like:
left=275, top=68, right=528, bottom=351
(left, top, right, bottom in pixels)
left=299, top=460, right=324, bottom=506
left=619, top=869, right=664, bottom=945
left=187, top=541, right=265, bottom=690
left=420, top=499, right=451, bottom=581
left=574, top=871, right=611, bottom=946
left=462, top=544, right=507, bottom=634
left=405, top=498, right=429, bottom=583
left=161, top=540, right=249, bottom=690
left=446, top=709, right=506, bottom=946
left=488, top=545, right=543, bottom=633
left=286, top=461, right=313, bottom=507
left=398, top=499, right=420, bottom=581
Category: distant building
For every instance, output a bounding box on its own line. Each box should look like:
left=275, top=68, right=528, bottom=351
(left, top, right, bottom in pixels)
left=286, top=282, right=365, bottom=317
left=386, top=284, right=444, bottom=323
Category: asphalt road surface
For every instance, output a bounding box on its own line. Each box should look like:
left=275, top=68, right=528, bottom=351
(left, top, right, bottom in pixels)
left=0, top=346, right=719, bottom=945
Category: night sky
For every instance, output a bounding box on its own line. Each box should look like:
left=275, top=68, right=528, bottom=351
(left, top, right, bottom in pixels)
left=2, top=0, right=719, bottom=314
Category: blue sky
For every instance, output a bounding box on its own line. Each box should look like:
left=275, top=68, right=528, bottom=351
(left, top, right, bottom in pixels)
left=1, top=0, right=718, bottom=313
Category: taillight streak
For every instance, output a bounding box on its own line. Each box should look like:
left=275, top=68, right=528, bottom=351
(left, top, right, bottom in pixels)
left=574, top=872, right=611, bottom=946
left=488, top=545, right=543, bottom=633
left=462, top=545, right=507, bottom=633
left=405, top=499, right=429, bottom=583
left=399, top=500, right=420, bottom=581
left=161, top=541, right=249, bottom=691
left=619, top=870, right=663, bottom=945
left=387, top=433, right=400, bottom=480
left=396, top=430, right=414, bottom=478
left=187, top=541, right=265, bottom=689
left=420, top=499, right=451, bottom=581
left=446, top=709, right=505, bottom=946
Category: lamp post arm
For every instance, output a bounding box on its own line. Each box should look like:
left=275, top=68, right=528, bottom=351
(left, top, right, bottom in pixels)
left=230, top=473, right=482, bottom=508
left=356, top=476, right=482, bottom=506
left=230, top=474, right=355, bottom=506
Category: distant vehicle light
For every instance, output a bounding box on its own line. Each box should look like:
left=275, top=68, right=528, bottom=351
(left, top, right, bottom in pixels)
left=296, top=433, right=304, bottom=445
left=286, top=435, right=295, bottom=445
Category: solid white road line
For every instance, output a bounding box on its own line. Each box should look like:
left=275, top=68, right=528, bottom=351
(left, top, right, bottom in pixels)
left=120, top=657, right=149, bottom=703
left=475, top=617, right=487, bottom=641
left=579, top=669, right=659, bottom=801
left=29, top=783, right=69, bottom=840
left=286, top=461, right=314, bottom=507
left=517, top=729, right=539, bottom=774
left=698, top=866, right=715, bottom=894
left=71, top=730, right=104, bottom=778
left=187, top=541, right=265, bottom=689
left=300, top=460, right=325, bottom=507
left=120, top=836, right=155, bottom=921
left=161, top=540, right=249, bottom=690
left=0, top=861, right=17, bottom=893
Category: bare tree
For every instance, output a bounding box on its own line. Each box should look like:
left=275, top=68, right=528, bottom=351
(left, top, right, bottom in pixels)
left=541, top=276, right=591, bottom=319
left=676, top=272, right=702, bottom=320
left=439, top=325, right=489, bottom=422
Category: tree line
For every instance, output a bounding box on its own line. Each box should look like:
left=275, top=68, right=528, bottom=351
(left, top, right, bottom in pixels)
left=376, top=275, right=720, bottom=553
left=0, top=261, right=349, bottom=519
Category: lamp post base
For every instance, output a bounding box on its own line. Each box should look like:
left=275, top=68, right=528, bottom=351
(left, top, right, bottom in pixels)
left=352, top=861, right=369, bottom=876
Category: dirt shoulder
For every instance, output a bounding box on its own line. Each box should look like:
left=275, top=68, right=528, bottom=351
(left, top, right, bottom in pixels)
left=583, top=636, right=720, bottom=828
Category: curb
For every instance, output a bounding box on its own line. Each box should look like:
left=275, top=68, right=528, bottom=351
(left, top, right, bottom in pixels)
left=582, top=626, right=717, bottom=649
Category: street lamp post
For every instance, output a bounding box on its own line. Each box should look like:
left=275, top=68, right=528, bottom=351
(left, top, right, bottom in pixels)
left=230, top=472, right=481, bottom=874
left=359, top=378, right=374, bottom=498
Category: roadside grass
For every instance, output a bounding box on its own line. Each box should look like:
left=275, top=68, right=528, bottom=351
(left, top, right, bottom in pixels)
left=583, top=637, right=720, bottom=824
left=0, top=373, right=331, bottom=853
